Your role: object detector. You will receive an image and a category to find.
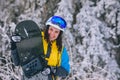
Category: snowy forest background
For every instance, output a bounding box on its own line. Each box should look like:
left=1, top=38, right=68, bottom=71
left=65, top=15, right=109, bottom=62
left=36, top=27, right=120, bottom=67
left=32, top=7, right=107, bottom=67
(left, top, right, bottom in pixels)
left=0, top=0, right=120, bottom=80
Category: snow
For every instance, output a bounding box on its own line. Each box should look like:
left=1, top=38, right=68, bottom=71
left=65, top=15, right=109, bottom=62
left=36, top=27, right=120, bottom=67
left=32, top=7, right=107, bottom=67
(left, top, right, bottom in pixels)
left=0, top=0, right=120, bottom=80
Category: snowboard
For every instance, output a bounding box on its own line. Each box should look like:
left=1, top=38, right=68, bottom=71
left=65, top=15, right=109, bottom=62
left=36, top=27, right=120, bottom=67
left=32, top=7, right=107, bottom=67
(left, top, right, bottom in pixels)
left=14, top=20, right=45, bottom=78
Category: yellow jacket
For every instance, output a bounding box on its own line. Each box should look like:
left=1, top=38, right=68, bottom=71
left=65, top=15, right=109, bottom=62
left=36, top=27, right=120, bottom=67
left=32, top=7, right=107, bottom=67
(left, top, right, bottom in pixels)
left=42, top=32, right=61, bottom=67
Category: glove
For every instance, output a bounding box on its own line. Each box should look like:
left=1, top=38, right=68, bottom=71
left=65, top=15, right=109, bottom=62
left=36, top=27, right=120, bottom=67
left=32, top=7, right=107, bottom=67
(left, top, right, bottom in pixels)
left=54, top=67, right=68, bottom=78
left=41, top=67, right=51, bottom=75
left=10, top=34, right=21, bottom=50
left=11, top=35, right=21, bottom=42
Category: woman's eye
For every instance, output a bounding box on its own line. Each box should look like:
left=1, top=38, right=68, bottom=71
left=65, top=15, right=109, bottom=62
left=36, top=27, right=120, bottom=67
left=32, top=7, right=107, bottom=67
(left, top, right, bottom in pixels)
left=55, top=31, right=59, bottom=34
left=50, top=28, right=53, bottom=31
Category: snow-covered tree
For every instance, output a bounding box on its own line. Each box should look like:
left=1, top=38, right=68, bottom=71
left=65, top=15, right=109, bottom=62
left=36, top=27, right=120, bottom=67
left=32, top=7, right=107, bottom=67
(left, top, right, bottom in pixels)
left=72, top=0, right=120, bottom=80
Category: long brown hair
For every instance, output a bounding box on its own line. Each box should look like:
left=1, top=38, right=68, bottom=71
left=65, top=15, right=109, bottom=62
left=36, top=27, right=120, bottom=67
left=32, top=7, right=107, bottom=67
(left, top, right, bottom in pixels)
left=44, top=25, right=63, bottom=52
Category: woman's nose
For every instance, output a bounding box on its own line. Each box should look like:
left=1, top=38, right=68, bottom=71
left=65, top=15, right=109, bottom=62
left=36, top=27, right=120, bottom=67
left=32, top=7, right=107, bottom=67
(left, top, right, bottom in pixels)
left=50, top=31, right=55, bottom=36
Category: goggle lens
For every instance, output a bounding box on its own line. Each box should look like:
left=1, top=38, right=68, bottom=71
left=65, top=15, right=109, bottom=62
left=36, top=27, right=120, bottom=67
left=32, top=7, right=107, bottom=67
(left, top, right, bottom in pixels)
left=51, top=16, right=66, bottom=29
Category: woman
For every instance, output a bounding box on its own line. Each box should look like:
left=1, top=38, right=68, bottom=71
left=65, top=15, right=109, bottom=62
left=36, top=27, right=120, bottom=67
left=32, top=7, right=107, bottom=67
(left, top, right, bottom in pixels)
left=41, top=16, right=70, bottom=80
left=11, top=16, right=70, bottom=80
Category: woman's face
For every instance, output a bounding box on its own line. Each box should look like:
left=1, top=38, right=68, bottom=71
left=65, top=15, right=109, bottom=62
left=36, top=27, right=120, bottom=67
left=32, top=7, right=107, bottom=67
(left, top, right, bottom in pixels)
left=48, top=26, right=60, bottom=41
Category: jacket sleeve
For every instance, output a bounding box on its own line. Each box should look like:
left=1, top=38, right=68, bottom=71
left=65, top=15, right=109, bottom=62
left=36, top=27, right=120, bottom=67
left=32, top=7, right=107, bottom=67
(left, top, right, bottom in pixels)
left=55, top=47, right=70, bottom=78
left=11, top=42, right=20, bottom=66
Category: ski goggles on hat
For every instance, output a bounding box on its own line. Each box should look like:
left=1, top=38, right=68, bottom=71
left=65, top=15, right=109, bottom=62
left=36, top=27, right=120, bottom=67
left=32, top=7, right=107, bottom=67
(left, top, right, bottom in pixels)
left=51, top=16, right=67, bottom=29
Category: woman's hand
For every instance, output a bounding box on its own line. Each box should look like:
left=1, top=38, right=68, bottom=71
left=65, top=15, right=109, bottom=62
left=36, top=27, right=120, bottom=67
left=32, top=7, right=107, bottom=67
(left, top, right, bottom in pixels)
left=41, top=67, right=51, bottom=75
left=11, top=35, right=21, bottom=42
